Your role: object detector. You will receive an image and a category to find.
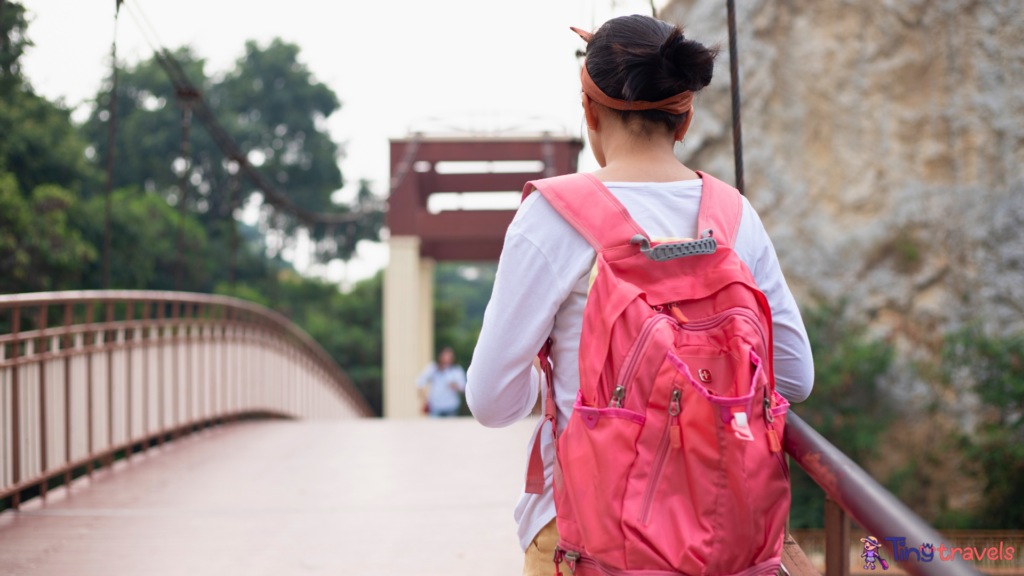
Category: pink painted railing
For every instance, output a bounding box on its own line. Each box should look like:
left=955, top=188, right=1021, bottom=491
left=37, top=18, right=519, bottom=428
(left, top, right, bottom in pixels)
left=0, top=290, right=371, bottom=509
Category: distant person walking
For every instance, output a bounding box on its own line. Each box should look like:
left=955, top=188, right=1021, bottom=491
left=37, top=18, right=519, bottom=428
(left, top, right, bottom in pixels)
left=417, top=347, right=466, bottom=417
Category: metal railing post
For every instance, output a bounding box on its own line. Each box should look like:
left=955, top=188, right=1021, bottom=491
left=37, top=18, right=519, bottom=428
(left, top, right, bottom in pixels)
left=124, top=300, right=133, bottom=459
left=10, top=306, right=21, bottom=510
left=85, top=301, right=94, bottom=476
left=171, top=302, right=180, bottom=439
left=825, top=495, right=850, bottom=576
left=105, top=301, right=115, bottom=467
left=185, top=302, right=193, bottom=430
left=63, top=303, right=72, bottom=487
left=37, top=305, right=48, bottom=499
left=141, top=301, right=150, bottom=451
left=156, top=301, right=165, bottom=445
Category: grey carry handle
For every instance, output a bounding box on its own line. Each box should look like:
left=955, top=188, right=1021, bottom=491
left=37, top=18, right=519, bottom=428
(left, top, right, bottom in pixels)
left=629, top=229, right=718, bottom=262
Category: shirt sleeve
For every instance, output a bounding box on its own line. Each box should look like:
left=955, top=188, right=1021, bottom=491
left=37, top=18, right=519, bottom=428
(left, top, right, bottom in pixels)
left=453, top=366, right=467, bottom=392
left=734, top=198, right=815, bottom=403
left=416, top=363, right=436, bottom=389
left=466, top=205, right=576, bottom=428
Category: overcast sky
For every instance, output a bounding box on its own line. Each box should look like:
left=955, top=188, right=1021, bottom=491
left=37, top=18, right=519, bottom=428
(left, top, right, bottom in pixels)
left=21, top=0, right=672, bottom=287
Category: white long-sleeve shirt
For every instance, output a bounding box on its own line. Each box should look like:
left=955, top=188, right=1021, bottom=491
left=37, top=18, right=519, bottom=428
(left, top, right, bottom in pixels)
left=466, top=179, right=814, bottom=552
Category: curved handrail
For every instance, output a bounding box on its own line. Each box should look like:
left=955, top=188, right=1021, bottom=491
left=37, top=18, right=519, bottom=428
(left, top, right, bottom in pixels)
left=0, top=290, right=371, bottom=416
left=784, top=411, right=981, bottom=576
left=0, top=290, right=372, bottom=510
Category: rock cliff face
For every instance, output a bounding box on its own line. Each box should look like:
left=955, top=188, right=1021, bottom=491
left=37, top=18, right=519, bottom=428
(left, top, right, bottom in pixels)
left=661, top=0, right=1024, bottom=351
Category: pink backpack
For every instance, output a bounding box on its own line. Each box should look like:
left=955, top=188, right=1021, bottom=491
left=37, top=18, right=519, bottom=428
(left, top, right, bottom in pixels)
left=522, top=172, right=791, bottom=576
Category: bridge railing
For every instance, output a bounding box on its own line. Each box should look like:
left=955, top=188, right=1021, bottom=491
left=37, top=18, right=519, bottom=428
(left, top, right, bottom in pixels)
left=783, top=412, right=980, bottom=576
left=0, top=290, right=372, bottom=510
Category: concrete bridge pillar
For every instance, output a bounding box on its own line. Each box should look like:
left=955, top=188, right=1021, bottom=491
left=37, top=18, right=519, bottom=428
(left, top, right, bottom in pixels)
left=383, top=236, right=434, bottom=419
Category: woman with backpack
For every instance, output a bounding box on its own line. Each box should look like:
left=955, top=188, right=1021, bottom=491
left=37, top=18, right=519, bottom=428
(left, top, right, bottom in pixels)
left=466, top=15, right=814, bottom=576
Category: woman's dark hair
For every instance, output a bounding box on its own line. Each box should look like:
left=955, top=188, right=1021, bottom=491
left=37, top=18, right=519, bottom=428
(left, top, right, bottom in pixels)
left=585, top=15, right=718, bottom=132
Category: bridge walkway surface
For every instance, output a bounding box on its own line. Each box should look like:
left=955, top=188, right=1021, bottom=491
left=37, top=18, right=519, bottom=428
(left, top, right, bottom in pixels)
left=0, top=418, right=533, bottom=576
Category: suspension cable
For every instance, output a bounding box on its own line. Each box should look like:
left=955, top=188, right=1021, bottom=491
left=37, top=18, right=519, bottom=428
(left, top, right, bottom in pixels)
left=122, top=1, right=377, bottom=226
left=173, top=92, right=195, bottom=291
left=102, top=1, right=122, bottom=289
left=726, top=0, right=745, bottom=196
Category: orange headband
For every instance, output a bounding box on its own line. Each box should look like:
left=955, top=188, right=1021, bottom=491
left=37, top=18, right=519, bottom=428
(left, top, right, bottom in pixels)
left=571, top=26, right=695, bottom=116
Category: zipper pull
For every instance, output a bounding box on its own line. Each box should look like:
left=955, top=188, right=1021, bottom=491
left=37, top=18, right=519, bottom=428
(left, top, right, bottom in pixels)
left=669, top=389, right=682, bottom=449
left=669, top=302, right=689, bottom=324
left=552, top=546, right=564, bottom=576
left=564, top=550, right=580, bottom=574
left=764, top=394, right=781, bottom=451
left=609, top=385, right=625, bottom=408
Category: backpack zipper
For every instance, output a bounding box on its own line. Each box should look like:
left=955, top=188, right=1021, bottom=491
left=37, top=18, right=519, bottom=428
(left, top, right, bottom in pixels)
left=610, top=314, right=676, bottom=407
left=612, top=307, right=767, bottom=408
left=638, top=388, right=681, bottom=525
left=678, top=307, right=768, bottom=360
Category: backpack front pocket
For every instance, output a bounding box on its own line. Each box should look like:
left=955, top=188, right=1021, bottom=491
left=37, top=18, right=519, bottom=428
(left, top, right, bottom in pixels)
left=619, top=348, right=773, bottom=574
left=651, top=349, right=787, bottom=575
left=637, top=386, right=680, bottom=526
left=559, top=392, right=645, bottom=566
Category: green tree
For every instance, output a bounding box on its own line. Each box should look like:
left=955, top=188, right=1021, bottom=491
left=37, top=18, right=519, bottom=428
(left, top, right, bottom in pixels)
left=789, top=302, right=895, bottom=528
left=73, top=188, right=209, bottom=290
left=0, top=2, right=100, bottom=292
left=294, top=272, right=383, bottom=416
left=435, top=263, right=496, bottom=369
left=434, top=263, right=496, bottom=415
left=0, top=173, right=96, bottom=292
left=0, top=3, right=381, bottom=411
left=0, top=0, right=30, bottom=93
left=942, top=326, right=1024, bottom=528
left=78, top=39, right=381, bottom=286
left=216, top=39, right=345, bottom=217
left=0, top=2, right=99, bottom=198
left=217, top=270, right=384, bottom=415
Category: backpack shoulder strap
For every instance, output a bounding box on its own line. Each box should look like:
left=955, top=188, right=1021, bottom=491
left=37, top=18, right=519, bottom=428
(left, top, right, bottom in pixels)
left=695, top=171, right=744, bottom=249
left=522, top=173, right=647, bottom=251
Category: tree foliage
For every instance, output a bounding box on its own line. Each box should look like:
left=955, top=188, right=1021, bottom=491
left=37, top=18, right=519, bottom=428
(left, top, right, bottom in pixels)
left=0, top=83, right=98, bottom=196
left=74, top=188, right=208, bottom=290
left=0, top=174, right=96, bottom=292
left=0, top=2, right=100, bottom=292
left=435, top=263, right=496, bottom=367
left=788, top=302, right=895, bottom=528
left=218, top=270, right=384, bottom=415
left=0, top=0, right=30, bottom=93
left=217, top=39, right=344, bottom=216
left=0, top=3, right=381, bottom=412
left=78, top=39, right=381, bottom=269
left=942, top=326, right=1024, bottom=528
left=434, top=263, right=497, bottom=415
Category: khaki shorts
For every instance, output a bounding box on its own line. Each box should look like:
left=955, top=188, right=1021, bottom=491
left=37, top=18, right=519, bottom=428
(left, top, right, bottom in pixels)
left=523, top=519, right=560, bottom=576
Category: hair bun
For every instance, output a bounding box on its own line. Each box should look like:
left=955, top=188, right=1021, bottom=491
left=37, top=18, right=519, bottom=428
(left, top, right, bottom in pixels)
left=657, top=28, right=716, bottom=94
left=584, top=15, right=718, bottom=131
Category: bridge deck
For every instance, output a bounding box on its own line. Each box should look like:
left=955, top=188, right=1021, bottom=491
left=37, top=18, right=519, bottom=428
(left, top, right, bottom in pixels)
left=0, top=418, right=534, bottom=575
